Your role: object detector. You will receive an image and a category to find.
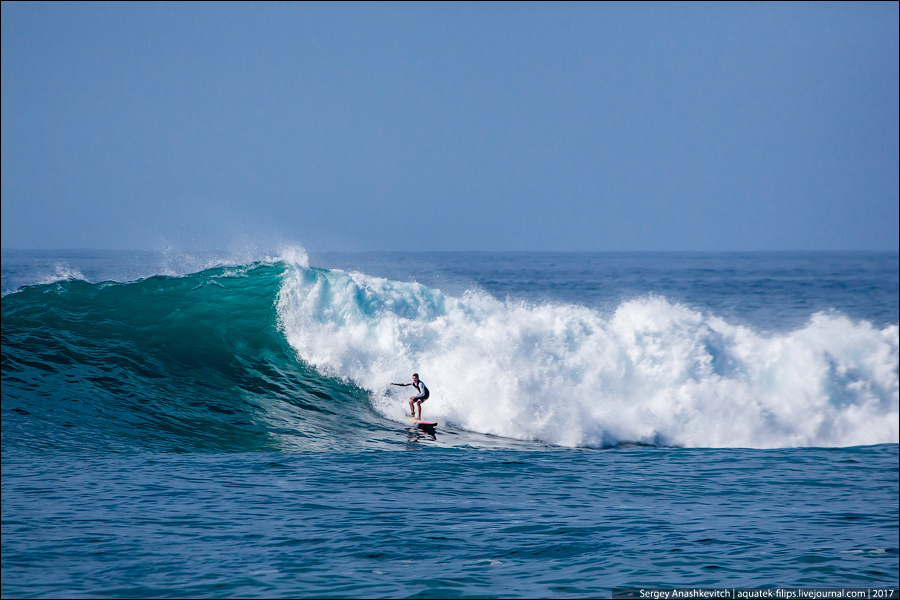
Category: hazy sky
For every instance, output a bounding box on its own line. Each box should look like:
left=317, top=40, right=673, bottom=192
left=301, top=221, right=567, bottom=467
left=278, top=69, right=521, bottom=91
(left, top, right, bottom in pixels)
left=2, top=2, right=898, bottom=251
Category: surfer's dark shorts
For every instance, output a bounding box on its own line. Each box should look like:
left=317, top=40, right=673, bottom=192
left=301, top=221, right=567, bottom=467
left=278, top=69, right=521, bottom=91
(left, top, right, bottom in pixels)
left=414, top=391, right=430, bottom=402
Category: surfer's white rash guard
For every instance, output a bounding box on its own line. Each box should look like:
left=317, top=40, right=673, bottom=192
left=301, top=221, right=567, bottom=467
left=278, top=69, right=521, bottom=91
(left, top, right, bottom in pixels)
left=410, top=380, right=429, bottom=400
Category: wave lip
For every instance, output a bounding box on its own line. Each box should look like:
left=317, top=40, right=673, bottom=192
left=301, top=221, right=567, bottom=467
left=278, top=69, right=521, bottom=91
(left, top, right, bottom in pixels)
left=277, top=262, right=899, bottom=449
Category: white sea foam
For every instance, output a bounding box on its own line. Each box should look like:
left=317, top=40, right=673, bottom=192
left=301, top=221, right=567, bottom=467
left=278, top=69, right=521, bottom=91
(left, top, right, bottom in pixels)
left=276, top=262, right=899, bottom=449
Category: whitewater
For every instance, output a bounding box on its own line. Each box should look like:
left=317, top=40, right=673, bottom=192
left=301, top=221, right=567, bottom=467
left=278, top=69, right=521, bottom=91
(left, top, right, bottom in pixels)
left=276, top=250, right=898, bottom=449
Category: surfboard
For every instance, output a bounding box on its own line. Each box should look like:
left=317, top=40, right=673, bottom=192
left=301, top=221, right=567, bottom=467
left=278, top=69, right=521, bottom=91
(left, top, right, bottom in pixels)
left=406, top=416, right=438, bottom=427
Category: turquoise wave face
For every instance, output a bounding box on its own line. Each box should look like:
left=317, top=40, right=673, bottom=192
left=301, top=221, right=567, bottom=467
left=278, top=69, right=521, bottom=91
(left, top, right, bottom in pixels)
left=1, top=262, right=386, bottom=452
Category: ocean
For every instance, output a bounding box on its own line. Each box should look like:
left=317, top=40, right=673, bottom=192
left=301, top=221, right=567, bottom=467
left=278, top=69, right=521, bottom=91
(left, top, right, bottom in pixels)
left=2, top=249, right=898, bottom=598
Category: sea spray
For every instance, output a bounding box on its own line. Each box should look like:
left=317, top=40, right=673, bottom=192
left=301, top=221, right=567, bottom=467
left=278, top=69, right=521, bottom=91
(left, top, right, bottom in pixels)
left=277, top=261, right=899, bottom=448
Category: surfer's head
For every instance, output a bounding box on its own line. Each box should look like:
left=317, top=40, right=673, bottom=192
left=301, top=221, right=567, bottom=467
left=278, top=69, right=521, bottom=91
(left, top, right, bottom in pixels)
left=412, top=373, right=419, bottom=382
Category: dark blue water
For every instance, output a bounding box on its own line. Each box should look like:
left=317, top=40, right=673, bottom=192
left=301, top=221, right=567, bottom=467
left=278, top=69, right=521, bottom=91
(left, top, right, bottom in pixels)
left=2, top=250, right=898, bottom=597
left=2, top=446, right=897, bottom=598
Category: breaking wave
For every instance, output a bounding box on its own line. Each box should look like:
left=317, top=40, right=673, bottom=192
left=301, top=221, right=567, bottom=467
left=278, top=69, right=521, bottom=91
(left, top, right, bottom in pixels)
left=278, top=257, right=899, bottom=448
left=3, top=248, right=897, bottom=450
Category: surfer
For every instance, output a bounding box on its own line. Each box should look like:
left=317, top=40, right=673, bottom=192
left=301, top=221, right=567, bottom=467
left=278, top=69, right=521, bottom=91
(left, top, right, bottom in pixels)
left=391, top=373, right=429, bottom=419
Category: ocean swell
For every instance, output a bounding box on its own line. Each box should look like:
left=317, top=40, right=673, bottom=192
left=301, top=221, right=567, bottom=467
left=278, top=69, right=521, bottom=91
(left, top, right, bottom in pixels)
left=3, top=253, right=897, bottom=451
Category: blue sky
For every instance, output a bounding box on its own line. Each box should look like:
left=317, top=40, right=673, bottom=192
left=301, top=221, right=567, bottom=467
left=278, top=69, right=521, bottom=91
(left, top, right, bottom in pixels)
left=2, top=2, right=898, bottom=251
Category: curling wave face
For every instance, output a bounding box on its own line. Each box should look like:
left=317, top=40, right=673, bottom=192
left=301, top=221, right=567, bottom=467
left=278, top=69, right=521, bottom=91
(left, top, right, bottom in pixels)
left=277, top=260, right=899, bottom=449
left=1, top=258, right=383, bottom=452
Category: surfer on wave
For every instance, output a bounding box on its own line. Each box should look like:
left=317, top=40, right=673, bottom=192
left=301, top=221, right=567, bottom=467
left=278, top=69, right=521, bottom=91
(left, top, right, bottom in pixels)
left=391, top=373, right=429, bottom=419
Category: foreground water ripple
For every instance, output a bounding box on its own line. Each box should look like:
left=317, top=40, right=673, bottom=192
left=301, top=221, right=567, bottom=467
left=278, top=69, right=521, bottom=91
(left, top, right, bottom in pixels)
left=3, top=445, right=897, bottom=598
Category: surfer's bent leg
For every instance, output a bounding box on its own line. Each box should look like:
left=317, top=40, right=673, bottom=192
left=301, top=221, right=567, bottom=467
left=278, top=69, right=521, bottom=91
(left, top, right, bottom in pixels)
left=410, top=390, right=429, bottom=418
left=415, top=391, right=429, bottom=419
